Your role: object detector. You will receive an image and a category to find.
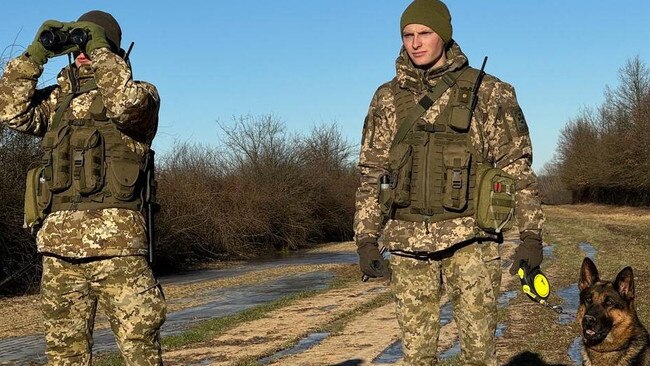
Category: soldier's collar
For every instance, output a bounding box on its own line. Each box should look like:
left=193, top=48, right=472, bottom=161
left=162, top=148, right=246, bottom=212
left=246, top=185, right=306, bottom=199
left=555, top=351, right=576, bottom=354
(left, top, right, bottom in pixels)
left=57, top=64, right=95, bottom=94
left=396, top=41, right=469, bottom=92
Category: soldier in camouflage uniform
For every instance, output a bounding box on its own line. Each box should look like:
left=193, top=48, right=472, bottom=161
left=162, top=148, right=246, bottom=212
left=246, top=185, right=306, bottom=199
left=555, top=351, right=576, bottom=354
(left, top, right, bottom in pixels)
left=354, top=1, right=545, bottom=365
left=0, top=11, right=165, bottom=366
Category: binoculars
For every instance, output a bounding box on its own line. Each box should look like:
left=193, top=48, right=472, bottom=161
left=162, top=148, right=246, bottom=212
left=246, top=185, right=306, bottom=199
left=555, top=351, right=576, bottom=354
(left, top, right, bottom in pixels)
left=39, top=28, right=88, bottom=50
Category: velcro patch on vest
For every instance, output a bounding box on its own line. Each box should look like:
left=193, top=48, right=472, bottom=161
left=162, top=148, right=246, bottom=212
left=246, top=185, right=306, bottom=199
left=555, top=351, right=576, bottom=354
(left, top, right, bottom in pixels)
left=512, top=106, right=529, bottom=135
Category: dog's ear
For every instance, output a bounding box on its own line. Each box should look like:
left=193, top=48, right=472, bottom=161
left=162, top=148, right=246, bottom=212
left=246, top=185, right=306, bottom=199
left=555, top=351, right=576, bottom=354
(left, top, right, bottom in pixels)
left=614, top=266, right=635, bottom=302
left=579, top=257, right=599, bottom=291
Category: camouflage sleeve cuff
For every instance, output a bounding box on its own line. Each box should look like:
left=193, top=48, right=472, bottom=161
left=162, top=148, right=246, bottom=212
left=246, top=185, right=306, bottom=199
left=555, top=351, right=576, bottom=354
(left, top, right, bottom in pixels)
left=89, top=47, right=113, bottom=60
left=355, top=235, right=379, bottom=247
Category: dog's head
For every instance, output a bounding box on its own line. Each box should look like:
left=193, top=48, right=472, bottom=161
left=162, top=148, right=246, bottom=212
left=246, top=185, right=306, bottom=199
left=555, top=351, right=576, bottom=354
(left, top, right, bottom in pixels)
left=577, top=257, right=636, bottom=350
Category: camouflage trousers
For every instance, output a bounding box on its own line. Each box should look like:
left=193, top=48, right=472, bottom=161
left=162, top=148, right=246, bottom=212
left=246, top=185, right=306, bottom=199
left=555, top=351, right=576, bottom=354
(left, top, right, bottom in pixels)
left=41, top=255, right=166, bottom=366
left=390, top=241, right=501, bottom=366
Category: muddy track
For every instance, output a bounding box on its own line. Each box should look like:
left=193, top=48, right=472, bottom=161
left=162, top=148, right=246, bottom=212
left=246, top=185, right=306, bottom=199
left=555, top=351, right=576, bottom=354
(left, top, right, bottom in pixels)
left=162, top=238, right=522, bottom=366
left=2, top=204, right=648, bottom=365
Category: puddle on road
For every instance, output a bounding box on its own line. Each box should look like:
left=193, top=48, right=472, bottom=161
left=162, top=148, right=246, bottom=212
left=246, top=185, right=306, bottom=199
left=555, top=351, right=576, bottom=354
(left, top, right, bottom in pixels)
left=552, top=241, right=597, bottom=326
left=555, top=284, right=579, bottom=325
left=160, top=251, right=357, bottom=286
left=439, top=339, right=460, bottom=360
left=544, top=244, right=555, bottom=260
left=567, top=336, right=582, bottom=366
left=164, top=271, right=335, bottom=334
left=498, top=290, right=517, bottom=308
left=0, top=271, right=335, bottom=365
left=440, top=302, right=453, bottom=326
left=372, top=339, right=402, bottom=364
left=259, top=332, right=331, bottom=364
left=578, top=242, right=596, bottom=260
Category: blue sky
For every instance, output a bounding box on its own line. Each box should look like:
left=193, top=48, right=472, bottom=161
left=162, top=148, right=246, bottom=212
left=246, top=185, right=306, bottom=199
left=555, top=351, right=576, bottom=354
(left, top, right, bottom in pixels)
left=2, top=1, right=649, bottom=172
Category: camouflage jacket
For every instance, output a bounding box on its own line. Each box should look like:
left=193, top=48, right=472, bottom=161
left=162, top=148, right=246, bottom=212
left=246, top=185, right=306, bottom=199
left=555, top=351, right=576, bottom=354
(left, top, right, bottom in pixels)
left=0, top=48, right=159, bottom=258
left=354, top=42, right=544, bottom=253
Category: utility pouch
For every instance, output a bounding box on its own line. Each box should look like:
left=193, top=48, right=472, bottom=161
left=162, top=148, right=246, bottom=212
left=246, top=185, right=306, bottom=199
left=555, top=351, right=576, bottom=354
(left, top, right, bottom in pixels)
left=442, top=146, right=471, bottom=211
left=71, top=129, right=105, bottom=195
left=107, top=148, right=142, bottom=201
left=448, top=86, right=473, bottom=131
left=24, top=167, right=51, bottom=230
left=475, top=165, right=516, bottom=233
left=42, top=125, right=72, bottom=192
left=389, top=145, right=414, bottom=208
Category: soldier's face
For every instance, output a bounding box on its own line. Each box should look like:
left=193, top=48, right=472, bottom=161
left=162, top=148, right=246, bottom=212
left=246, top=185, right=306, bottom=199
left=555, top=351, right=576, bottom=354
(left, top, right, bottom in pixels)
left=402, top=24, right=446, bottom=69
left=74, top=52, right=92, bottom=67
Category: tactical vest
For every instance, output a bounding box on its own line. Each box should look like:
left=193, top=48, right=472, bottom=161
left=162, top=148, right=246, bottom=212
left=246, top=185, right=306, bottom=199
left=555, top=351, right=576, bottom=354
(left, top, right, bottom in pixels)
left=381, top=66, right=486, bottom=224
left=40, top=80, right=146, bottom=213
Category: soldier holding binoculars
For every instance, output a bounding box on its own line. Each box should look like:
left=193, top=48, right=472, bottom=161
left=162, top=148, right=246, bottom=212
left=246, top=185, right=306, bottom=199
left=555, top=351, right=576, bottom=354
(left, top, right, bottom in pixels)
left=0, top=10, right=165, bottom=366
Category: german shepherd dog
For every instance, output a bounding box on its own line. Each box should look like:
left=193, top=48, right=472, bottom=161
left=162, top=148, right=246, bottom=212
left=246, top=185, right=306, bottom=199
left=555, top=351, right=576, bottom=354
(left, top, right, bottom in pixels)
left=578, top=257, right=650, bottom=365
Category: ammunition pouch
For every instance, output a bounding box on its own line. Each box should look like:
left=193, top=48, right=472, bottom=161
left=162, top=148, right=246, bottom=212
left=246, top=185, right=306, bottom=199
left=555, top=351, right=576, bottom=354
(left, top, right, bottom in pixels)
left=71, top=127, right=104, bottom=195
left=441, top=145, right=471, bottom=212
left=24, top=166, right=52, bottom=230
left=42, top=125, right=72, bottom=192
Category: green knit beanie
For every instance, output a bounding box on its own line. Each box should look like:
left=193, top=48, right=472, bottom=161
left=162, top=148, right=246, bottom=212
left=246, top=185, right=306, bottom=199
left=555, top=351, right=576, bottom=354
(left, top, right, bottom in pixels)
left=78, top=10, right=122, bottom=52
left=400, top=0, right=452, bottom=45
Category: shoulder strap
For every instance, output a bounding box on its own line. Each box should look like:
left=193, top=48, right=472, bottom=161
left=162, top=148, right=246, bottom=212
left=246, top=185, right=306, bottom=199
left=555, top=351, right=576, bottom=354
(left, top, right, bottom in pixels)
left=51, top=79, right=98, bottom=130
left=390, top=70, right=465, bottom=151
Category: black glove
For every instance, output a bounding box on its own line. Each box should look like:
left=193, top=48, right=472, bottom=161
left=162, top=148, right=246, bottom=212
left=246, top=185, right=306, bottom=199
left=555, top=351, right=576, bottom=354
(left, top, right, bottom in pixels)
left=509, top=231, right=543, bottom=275
left=25, top=20, right=78, bottom=65
left=357, top=237, right=391, bottom=279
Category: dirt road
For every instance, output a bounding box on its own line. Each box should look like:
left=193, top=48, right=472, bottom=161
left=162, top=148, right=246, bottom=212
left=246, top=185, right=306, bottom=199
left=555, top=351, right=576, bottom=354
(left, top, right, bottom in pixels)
left=1, top=204, right=649, bottom=366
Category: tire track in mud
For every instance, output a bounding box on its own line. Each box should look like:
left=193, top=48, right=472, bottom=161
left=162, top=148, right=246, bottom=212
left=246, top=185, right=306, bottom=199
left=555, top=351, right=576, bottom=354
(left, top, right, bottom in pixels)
left=163, top=282, right=389, bottom=366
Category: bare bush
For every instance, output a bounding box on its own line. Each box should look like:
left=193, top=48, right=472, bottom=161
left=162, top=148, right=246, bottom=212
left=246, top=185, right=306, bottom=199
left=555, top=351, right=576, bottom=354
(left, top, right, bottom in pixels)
left=0, top=126, right=41, bottom=294
left=154, top=116, right=357, bottom=270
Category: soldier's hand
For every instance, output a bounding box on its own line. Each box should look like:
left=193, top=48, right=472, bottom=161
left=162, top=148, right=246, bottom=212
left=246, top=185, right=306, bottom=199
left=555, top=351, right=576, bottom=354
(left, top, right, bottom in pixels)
left=72, top=21, right=110, bottom=56
left=25, top=20, right=77, bottom=65
left=357, top=238, right=391, bottom=279
left=509, top=231, right=543, bottom=275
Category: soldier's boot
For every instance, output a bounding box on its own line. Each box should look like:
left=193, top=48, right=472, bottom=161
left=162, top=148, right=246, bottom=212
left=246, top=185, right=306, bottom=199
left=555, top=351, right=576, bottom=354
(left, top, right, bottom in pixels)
left=390, top=254, right=443, bottom=365
left=443, top=242, right=501, bottom=366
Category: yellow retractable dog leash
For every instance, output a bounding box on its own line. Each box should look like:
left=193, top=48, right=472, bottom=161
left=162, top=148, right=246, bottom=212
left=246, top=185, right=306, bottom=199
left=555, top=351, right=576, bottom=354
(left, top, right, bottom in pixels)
left=517, top=260, right=565, bottom=314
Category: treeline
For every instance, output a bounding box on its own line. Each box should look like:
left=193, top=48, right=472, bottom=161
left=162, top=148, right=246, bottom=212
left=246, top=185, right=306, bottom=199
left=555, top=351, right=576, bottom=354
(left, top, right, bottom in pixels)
left=539, top=56, right=650, bottom=206
left=0, top=116, right=358, bottom=294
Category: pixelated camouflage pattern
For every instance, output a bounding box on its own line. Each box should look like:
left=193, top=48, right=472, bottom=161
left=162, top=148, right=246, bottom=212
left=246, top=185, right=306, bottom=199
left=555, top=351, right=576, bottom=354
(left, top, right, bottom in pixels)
left=41, top=255, right=165, bottom=366
left=0, top=47, right=159, bottom=258
left=390, top=242, right=501, bottom=366
left=354, top=42, right=545, bottom=253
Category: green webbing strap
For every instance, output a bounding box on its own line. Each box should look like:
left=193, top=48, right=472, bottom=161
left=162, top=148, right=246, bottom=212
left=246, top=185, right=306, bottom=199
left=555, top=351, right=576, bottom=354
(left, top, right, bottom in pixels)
left=51, top=80, right=98, bottom=131
left=390, top=71, right=463, bottom=151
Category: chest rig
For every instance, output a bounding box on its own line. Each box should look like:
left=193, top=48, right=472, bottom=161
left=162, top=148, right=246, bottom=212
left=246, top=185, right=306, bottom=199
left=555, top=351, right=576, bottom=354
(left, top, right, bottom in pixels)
left=40, top=79, right=145, bottom=213
left=380, top=66, right=486, bottom=224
